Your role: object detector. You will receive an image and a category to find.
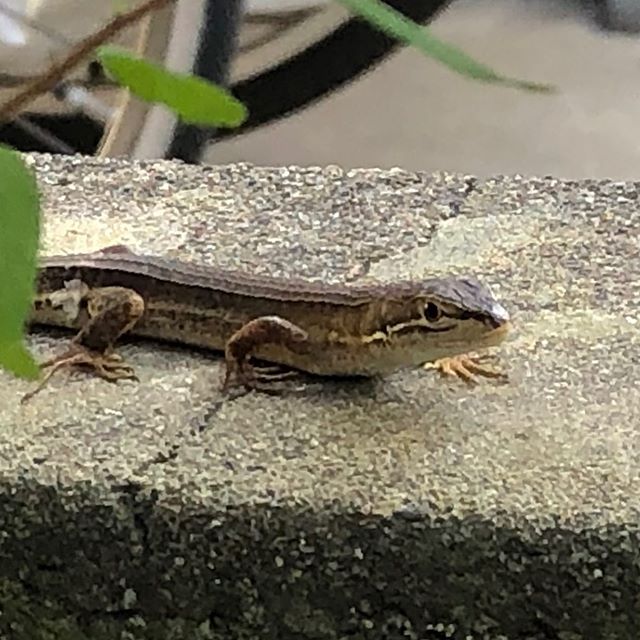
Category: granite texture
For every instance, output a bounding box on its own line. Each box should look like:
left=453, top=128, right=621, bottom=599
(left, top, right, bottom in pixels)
left=0, top=153, right=638, bottom=639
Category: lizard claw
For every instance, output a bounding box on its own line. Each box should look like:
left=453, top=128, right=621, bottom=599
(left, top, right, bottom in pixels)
left=221, top=360, right=298, bottom=395
left=21, top=344, right=137, bottom=403
left=423, top=352, right=507, bottom=386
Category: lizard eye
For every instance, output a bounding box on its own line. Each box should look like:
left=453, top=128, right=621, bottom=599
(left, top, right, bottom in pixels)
left=424, top=302, right=442, bottom=322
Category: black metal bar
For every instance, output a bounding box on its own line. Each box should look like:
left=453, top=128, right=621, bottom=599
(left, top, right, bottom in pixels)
left=168, top=0, right=244, bottom=163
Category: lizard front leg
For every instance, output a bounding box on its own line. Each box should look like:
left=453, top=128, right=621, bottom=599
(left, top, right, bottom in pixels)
left=23, top=281, right=144, bottom=402
left=222, top=316, right=308, bottom=392
left=423, top=353, right=507, bottom=386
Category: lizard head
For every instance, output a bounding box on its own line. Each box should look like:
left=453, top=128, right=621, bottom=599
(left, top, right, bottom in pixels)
left=376, top=276, right=512, bottom=362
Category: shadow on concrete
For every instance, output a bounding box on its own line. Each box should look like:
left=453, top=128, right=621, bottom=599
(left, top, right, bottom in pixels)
left=1, top=479, right=638, bottom=639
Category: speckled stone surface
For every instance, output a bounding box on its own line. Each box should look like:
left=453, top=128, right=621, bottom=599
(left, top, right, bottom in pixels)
left=1, top=153, right=639, bottom=639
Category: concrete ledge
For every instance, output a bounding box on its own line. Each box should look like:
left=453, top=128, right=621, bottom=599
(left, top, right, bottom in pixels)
left=1, top=153, right=639, bottom=639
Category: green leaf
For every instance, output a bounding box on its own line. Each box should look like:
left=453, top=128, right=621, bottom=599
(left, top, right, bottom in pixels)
left=336, top=0, right=555, bottom=93
left=0, top=145, right=40, bottom=379
left=0, top=341, right=39, bottom=378
left=97, top=45, right=248, bottom=127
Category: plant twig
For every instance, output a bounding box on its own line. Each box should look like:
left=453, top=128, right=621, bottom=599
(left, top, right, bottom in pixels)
left=12, top=115, right=76, bottom=154
left=0, top=0, right=175, bottom=122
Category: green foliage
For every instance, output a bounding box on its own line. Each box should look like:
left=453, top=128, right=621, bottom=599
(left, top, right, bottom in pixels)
left=0, top=146, right=40, bottom=379
left=336, top=0, right=555, bottom=93
left=97, top=45, right=248, bottom=127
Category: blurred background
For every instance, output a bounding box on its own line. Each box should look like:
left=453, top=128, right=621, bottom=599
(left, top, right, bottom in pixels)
left=1, top=0, right=639, bottom=179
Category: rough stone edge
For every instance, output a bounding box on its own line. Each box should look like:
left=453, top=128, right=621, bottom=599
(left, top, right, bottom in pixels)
left=1, top=479, right=638, bottom=639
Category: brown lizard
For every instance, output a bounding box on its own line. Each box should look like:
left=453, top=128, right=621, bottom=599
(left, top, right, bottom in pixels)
left=25, top=244, right=511, bottom=400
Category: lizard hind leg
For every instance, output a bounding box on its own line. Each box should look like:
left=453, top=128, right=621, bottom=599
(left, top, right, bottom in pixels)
left=21, top=344, right=138, bottom=404
left=22, top=286, right=144, bottom=403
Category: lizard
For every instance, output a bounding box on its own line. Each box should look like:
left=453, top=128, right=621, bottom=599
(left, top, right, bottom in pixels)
left=24, top=244, right=512, bottom=400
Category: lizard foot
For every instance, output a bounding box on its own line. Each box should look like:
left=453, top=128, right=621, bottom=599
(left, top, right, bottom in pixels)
left=21, top=344, right=137, bottom=403
left=423, top=353, right=507, bottom=386
left=253, top=363, right=299, bottom=382
left=221, top=361, right=299, bottom=395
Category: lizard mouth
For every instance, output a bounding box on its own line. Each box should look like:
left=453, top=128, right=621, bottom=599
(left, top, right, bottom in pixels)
left=484, top=319, right=512, bottom=344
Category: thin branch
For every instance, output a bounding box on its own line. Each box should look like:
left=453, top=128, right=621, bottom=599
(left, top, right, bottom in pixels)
left=0, top=0, right=175, bottom=122
left=11, top=116, right=76, bottom=155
